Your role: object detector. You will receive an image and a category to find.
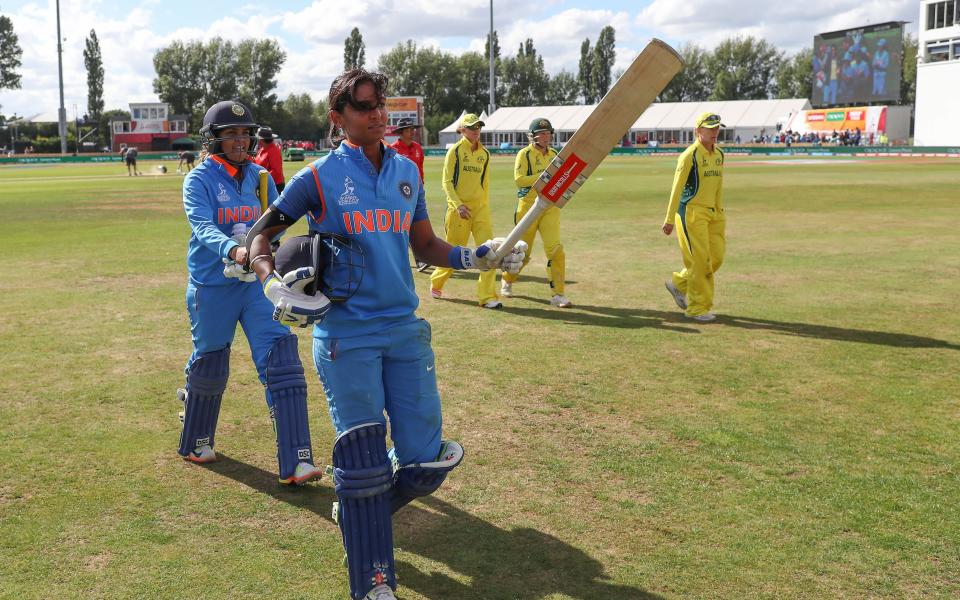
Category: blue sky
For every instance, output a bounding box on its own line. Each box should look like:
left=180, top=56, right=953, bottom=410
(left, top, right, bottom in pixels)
left=0, top=0, right=919, bottom=121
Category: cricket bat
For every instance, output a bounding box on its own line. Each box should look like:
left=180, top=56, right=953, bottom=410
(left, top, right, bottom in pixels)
left=258, top=170, right=269, bottom=213
left=491, top=39, right=683, bottom=260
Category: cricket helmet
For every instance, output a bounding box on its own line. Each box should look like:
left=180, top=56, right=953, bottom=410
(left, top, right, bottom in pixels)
left=199, top=100, right=260, bottom=157
left=529, top=118, right=554, bottom=134
left=273, top=233, right=364, bottom=302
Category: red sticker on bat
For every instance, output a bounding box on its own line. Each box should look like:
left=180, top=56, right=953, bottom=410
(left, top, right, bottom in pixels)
left=541, top=153, right=587, bottom=203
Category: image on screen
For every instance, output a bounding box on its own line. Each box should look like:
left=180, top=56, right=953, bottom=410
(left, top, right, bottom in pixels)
left=812, top=21, right=904, bottom=107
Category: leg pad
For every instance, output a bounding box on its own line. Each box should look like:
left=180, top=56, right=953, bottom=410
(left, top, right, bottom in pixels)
left=333, top=422, right=396, bottom=599
left=266, top=335, right=313, bottom=480
left=178, top=347, right=230, bottom=457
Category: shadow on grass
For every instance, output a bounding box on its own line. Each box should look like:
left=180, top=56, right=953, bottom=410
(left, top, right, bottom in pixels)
left=717, top=313, right=960, bottom=350
left=207, top=454, right=337, bottom=521
left=441, top=295, right=960, bottom=349
left=442, top=295, right=699, bottom=333
left=394, top=496, right=662, bottom=600
left=208, top=457, right=660, bottom=599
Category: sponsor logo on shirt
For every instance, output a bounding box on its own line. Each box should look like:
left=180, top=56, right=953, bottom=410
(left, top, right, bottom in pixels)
left=398, top=181, right=413, bottom=200
left=339, top=176, right=360, bottom=205
left=217, top=182, right=231, bottom=203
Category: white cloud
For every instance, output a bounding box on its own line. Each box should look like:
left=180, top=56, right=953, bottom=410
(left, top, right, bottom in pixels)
left=638, top=0, right=918, bottom=51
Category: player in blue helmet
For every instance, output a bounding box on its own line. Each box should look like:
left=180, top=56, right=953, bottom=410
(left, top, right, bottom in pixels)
left=244, top=69, right=526, bottom=600
left=177, top=98, right=324, bottom=487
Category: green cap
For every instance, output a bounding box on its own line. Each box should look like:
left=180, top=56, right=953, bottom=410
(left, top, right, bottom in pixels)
left=529, top=118, right=554, bottom=134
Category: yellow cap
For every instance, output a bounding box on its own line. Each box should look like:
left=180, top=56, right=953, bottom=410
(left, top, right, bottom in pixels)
left=695, top=112, right=725, bottom=129
left=459, top=113, right=485, bottom=129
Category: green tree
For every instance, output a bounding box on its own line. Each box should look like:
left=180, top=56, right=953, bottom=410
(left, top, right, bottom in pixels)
left=0, top=15, right=23, bottom=90
left=237, top=39, right=286, bottom=120
left=500, top=39, right=549, bottom=106
left=153, top=38, right=285, bottom=131
left=378, top=41, right=460, bottom=117
left=344, top=27, right=365, bottom=70
left=658, top=43, right=711, bottom=102
left=578, top=38, right=594, bottom=103
left=900, top=33, right=918, bottom=105
left=546, top=70, right=579, bottom=104
left=708, top=36, right=783, bottom=100
left=774, top=47, right=812, bottom=98
left=153, top=40, right=206, bottom=129
left=457, top=51, right=494, bottom=114
left=592, top=26, right=616, bottom=99
left=83, top=30, right=105, bottom=139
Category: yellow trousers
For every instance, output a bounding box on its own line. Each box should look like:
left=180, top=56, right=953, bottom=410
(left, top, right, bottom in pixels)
left=673, top=204, right=725, bottom=316
left=501, top=198, right=566, bottom=295
left=430, top=202, right=499, bottom=304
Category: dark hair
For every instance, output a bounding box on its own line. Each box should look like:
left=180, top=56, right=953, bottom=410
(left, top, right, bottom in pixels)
left=327, top=68, right=389, bottom=145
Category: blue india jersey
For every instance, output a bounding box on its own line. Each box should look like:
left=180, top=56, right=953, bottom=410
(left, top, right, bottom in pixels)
left=183, top=156, right=277, bottom=285
left=275, top=142, right=429, bottom=339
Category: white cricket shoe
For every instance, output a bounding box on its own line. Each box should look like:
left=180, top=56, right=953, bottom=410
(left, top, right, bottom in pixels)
left=279, top=462, right=323, bottom=486
left=481, top=300, right=503, bottom=309
left=686, top=311, right=716, bottom=322
left=364, top=584, right=396, bottom=600
left=664, top=281, right=687, bottom=310
left=550, top=294, right=572, bottom=308
left=183, top=444, right=216, bottom=464
left=500, top=280, right=513, bottom=297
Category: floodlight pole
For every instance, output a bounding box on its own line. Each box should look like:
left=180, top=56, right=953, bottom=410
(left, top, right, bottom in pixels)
left=56, top=0, right=68, bottom=154
left=488, top=0, right=496, bottom=115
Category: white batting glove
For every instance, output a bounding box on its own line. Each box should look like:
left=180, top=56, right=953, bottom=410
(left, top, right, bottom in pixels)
left=263, top=270, right=331, bottom=327
left=497, top=240, right=528, bottom=275
left=223, top=260, right=257, bottom=282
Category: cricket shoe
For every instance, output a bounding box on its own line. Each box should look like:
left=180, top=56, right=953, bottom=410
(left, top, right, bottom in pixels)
left=665, top=281, right=687, bottom=310
left=500, top=280, right=513, bottom=297
left=686, top=311, right=716, bottom=323
left=279, top=462, right=323, bottom=486
left=550, top=294, right=572, bottom=308
left=481, top=300, right=503, bottom=309
left=430, top=288, right=442, bottom=299
left=364, top=584, right=397, bottom=600
left=183, top=444, right=216, bottom=464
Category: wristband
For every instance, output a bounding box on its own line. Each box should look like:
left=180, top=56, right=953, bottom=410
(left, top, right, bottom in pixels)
left=448, top=246, right=467, bottom=270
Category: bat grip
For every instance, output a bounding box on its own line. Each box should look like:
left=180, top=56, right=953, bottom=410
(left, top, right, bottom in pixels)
left=258, top=171, right=269, bottom=212
left=490, top=197, right=550, bottom=261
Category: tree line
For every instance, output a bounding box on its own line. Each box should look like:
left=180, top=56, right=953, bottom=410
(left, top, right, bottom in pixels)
left=0, top=18, right=919, bottom=150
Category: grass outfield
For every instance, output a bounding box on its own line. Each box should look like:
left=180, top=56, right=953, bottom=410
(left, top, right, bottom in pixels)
left=1, top=155, right=958, bottom=599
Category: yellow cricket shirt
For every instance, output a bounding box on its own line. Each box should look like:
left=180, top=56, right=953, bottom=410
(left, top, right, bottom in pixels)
left=663, top=139, right=725, bottom=224
left=514, top=143, right=558, bottom=202
left=442, top=137, right=491, bottom=210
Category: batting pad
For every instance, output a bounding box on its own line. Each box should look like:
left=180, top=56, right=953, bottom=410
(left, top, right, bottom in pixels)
left=390, top=440, right=465, bottom=514
left=178, top=347, right=230, bottom=456
left=265, top=334, right=313, bottom=480
left=332, top=422, right=396, bottom=599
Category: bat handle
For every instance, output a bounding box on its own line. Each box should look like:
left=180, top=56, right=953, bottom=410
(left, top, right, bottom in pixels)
left=258, top=171, right=269, bottom=213
left=490, top=197, right=550, bottom=261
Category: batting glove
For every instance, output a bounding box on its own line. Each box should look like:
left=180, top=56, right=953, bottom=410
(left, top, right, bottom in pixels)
left=263, top=269, right=331, bottom=328
left=223, top=260, right=257, bottom=282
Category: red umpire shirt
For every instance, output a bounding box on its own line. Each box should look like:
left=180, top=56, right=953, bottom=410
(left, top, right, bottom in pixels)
left=390, top=118, right=423, bottom=181
left=254, top=127, right=285, bottom=188
left=389, top=138, right=424, bottom=183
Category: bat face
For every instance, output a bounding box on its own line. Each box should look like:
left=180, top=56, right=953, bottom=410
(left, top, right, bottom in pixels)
left=533, top=39, right=683, bottom=208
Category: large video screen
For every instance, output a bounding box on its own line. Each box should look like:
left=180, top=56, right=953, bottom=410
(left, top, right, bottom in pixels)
left=812, top=21, right=903, bottom=107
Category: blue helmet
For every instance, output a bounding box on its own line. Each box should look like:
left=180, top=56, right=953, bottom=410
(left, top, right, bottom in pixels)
left=199, top=100, right=259, bottom=157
